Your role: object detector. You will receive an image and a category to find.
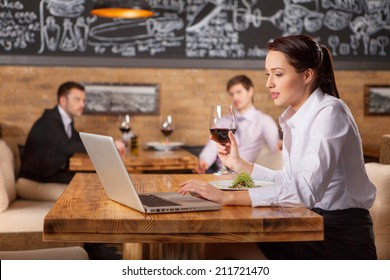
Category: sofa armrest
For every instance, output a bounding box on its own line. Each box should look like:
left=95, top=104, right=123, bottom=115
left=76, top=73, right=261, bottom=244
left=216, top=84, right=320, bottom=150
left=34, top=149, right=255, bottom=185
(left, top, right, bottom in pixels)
left=16, top=178, right=67, bottom=201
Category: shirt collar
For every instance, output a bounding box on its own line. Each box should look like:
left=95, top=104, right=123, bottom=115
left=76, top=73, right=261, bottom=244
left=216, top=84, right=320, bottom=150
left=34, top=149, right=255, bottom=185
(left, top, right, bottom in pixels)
left=279, top=88, right=325, bottom=133
left=235, top=106, right=257, bottom=122
left=57, top=105, right=72, bottom=127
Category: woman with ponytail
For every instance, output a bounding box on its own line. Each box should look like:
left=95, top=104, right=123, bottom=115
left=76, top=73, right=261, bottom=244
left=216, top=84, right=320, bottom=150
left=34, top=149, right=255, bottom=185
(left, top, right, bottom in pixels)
left=180, top=35, right=377, bottom=259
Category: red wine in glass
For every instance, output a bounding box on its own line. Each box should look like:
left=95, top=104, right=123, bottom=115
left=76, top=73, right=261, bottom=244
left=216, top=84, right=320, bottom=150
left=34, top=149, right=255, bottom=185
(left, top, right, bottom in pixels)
left=119, top=114, right=131, bottom=150
left=119, top=114, right=131, bottom=133
left=210, top=128, right=236, bottom=145
left=209, top=105, right=236, bottom=175
left=161, top=128, right=174, bottom=137
left=120, top=127, right=131, bottom=134
left=161, top=114, right=174, bottom=143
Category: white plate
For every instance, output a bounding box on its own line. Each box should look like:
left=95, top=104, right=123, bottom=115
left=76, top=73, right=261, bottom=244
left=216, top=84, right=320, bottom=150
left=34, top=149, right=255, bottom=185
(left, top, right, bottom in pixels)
left=208, top=180, right=277, bottom=191
left=146, top=141, right=184, bottom=151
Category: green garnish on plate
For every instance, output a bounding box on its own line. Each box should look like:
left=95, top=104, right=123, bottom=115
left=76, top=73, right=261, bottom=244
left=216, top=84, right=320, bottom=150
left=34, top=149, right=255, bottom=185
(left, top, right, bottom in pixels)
left=229, top=172, right=255, bottom=189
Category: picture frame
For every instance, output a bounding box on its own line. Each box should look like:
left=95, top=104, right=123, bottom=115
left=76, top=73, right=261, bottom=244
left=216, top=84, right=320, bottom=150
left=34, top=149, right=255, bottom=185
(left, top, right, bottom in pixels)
left=364, top=85, right=390, bottom=115
left=83, top=83, right=160, bottom=115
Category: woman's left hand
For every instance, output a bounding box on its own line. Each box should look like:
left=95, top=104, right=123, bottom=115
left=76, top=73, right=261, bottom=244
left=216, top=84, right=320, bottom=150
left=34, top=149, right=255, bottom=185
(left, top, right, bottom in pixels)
left=178, top=180, right=230, bottom=205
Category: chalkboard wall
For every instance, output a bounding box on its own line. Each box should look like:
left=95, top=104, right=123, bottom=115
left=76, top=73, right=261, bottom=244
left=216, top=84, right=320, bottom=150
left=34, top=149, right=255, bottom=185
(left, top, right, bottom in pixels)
left=0, top=0, right=389, bottom=69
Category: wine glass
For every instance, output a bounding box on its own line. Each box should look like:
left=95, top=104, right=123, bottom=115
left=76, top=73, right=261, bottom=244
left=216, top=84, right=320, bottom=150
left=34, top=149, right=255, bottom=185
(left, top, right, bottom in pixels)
left=328, top=35, right=340, bottom=56
left=119, top=114, right=131, bottom=149
left=350, top=34, right=360, bottom=55
left=377, top=36, right=389, bottom=56
left=209, top=105, right=236, bottom=175
left=160, top=114, right=174, bottom=143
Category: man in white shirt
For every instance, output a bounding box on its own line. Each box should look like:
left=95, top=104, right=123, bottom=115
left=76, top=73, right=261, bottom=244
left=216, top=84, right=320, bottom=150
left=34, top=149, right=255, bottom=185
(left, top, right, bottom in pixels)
left=195, top=75, right=280, bottom=174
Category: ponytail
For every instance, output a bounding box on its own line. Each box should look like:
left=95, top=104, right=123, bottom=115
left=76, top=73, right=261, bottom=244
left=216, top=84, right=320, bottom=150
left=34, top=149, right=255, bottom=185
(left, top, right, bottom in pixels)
left=317, top=46, right=340, bottom=99
left=268, top=35, right=340, bottom=99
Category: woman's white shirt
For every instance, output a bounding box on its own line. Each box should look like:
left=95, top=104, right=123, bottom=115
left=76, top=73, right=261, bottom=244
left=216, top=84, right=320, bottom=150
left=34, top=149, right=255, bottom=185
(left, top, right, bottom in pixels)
left=249, top=88, right=376, bottom=210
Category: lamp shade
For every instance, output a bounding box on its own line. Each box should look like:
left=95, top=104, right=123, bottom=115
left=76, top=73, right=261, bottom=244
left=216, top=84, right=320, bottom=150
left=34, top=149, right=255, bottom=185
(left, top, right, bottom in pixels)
left=91, top=0, right=154, bottom=19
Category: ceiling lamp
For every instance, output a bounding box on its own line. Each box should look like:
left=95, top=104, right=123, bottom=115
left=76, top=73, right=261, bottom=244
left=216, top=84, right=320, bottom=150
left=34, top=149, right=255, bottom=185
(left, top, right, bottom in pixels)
left=91, top=0, right=155, bottom=19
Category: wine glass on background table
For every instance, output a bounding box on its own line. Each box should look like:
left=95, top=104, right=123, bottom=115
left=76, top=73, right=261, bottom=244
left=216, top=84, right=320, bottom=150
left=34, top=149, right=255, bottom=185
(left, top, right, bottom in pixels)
left=209, top=105, right=236, bottom=175
left=119, top=114, right=131, bottom=150
left=161, top=114, right=175, bottom=143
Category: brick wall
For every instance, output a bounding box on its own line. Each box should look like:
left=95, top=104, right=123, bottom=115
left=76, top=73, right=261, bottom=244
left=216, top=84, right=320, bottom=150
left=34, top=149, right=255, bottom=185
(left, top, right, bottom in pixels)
left=0, top=66, right=389, bottom=160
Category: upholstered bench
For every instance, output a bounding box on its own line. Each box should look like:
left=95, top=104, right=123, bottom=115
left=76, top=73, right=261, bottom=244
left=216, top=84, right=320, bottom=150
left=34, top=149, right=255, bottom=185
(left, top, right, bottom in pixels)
left=0, top=140, right=74, bottom=251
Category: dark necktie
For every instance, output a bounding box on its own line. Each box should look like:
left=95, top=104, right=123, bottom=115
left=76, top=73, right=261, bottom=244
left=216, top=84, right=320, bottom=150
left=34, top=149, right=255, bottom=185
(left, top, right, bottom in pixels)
left=66, top=122, right=73, bottom=139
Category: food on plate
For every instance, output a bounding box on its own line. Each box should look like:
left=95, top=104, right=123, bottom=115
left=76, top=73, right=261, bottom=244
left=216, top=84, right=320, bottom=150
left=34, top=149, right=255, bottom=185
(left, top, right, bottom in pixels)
left=229, top=172, right=255, bottom=189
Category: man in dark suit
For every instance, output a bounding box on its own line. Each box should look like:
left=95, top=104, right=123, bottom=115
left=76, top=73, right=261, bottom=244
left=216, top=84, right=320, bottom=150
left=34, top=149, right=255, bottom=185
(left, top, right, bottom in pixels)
left=19, top=82, right=87, bottom=184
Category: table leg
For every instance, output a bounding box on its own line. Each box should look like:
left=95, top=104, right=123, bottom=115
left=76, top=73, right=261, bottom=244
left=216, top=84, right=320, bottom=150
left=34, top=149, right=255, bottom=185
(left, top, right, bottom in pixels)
left=380, top=134, right=390, bottom=164
left=123, top=243, right=143, bottom=260
left=149, top=243, right=204, bottom=260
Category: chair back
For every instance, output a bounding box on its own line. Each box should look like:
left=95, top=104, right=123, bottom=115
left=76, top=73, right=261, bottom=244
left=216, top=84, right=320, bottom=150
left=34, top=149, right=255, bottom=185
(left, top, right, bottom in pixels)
left=366, top=162, right=390, bottom=260
left=0, top=140, right=16, bottom=212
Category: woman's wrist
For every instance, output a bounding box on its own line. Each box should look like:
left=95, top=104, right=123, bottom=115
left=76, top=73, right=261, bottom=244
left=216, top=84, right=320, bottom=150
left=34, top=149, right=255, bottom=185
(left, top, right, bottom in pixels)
left=222, top=191, right=235, bottom=205
left=232, top=158, right=254, bottom=174
left=222, top=189, right=252, bottom=206
left=230, top=158, right=242, bottom=171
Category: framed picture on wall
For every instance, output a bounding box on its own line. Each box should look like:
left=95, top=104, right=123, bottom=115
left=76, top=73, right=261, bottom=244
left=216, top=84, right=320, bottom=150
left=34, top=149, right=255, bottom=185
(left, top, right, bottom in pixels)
left=364, top=85, right=390, bottom=115
left=83, top=83, right=160, bottom=115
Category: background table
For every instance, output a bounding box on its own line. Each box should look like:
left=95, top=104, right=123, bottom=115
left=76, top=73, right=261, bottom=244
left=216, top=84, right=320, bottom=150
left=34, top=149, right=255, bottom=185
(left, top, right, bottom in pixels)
left=69, top=149, right=198, bottom=173
left=44, top=173, right=324, bottom=259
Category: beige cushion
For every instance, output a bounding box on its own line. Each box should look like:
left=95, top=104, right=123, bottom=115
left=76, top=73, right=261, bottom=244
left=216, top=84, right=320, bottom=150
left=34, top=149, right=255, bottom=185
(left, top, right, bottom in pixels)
left=0, top=140, right=16, bottom=212
left=0, top=200, right=54, bottom=232
left=16, top=178, right=67, bottom=201
left=365, top=162, right=390, bottom=260
left=0, top=246, right=89, bottom=260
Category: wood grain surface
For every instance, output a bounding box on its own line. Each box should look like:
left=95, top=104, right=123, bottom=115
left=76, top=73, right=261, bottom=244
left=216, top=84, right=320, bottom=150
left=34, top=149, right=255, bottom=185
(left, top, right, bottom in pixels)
left=380, top=135, right=390, bottom=164
left=69, top=149, right=198, bottom=172
left=44, top=173, right=323, bottom=244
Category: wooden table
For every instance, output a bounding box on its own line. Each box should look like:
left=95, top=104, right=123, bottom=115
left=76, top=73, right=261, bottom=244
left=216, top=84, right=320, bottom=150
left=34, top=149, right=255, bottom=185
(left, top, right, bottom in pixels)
left=44, top=173, right=324, bottom=259
left=363, top=144, right=380, bottom=159
left=380, top=134, right=390, bottom=164
left=69, top=149, right=198, bottom=173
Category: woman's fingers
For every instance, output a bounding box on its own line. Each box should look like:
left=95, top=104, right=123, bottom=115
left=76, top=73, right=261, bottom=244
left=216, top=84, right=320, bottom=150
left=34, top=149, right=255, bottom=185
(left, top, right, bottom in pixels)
left=179, top=179, right=202, bottom=187
left=179, top=183, right=204, bottom=197
left=179, top=180, right=203, bottom=192
left=217, top=143, right=231, bottom=154
left=178, top=180, right=223, bottom=203
left=210, top=135, right=219, bottom=143
left=228, top=131, right=238, bottom=149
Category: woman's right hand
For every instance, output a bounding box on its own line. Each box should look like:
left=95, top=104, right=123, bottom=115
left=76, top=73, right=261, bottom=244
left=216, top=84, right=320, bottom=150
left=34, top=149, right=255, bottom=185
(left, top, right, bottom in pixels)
left=212, top=131, right=254, bottom=174
left=213, top=131, right=241, bottom=171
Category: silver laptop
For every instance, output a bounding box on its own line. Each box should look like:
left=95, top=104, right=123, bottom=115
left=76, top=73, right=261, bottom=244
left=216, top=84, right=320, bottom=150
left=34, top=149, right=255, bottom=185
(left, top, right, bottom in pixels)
left=79, top=132, right=221, bottom=214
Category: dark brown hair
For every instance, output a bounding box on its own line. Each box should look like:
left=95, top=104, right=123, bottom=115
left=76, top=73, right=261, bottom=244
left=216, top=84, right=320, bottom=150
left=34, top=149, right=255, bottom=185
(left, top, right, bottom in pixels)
left=226, top=75, right=254, bottom=92
left=267, top=35, right=340, bottom=99
left=57, top=81, right=85, bottom=102
left=226, top=75, right=255, bottom=103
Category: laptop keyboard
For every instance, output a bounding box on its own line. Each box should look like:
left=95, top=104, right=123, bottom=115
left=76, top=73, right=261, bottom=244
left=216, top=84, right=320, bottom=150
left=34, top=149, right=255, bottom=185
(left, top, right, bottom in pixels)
left=139, top=194, right=180, bottom=207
